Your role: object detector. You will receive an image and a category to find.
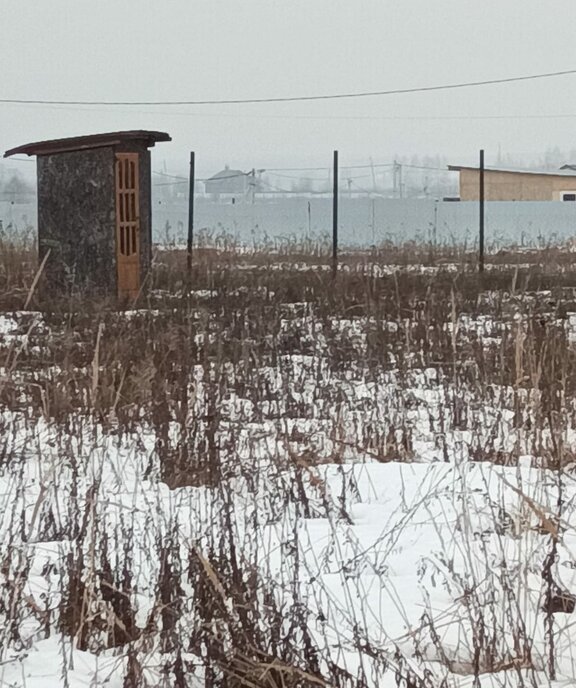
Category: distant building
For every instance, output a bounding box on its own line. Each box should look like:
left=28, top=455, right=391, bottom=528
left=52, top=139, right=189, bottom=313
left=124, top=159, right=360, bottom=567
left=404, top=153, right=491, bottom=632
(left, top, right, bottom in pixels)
left=205, top=165, right=247, bottom=198
left=448, top=164, right=576, bottom=201
left=0, top=174, right=35, bottom=203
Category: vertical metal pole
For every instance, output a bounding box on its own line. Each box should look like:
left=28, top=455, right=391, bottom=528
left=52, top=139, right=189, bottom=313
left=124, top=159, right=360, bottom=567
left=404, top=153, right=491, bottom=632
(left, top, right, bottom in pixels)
left=250, top=168, right=256, bottom=204
left=332, top=150, right=339, bottom=278
left=479, top=149, right=485, bottom=273
left=187, top=151, right=195, bottom=274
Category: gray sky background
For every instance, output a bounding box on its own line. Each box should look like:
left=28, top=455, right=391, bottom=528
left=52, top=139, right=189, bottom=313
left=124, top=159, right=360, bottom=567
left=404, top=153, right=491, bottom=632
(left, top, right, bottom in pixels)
left=2, top=0, right=576, bottom=176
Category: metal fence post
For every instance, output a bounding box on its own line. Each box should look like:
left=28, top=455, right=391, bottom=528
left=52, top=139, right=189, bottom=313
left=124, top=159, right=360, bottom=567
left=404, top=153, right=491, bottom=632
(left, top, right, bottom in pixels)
left=332, top=150, right=339, bottom=278
left=479, top=149, right=485, bottom=273
left=187, top=151, right=195, bottom=275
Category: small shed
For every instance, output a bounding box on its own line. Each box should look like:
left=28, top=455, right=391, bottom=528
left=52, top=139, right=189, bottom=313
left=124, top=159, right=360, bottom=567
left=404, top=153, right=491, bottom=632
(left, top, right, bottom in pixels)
left=4, top=130, right=171, bottom=299
left=448, top=164, right=576, bottom=202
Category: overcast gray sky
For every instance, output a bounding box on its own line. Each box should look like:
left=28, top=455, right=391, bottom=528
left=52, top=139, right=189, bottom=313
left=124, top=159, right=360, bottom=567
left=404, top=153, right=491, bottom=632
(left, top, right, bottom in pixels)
left=2, top=0, right=576, bottom=175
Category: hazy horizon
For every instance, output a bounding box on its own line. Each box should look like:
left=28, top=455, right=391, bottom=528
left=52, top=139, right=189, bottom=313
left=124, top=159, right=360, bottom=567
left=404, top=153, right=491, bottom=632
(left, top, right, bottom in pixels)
left=2, top=0, right=576, bottom=176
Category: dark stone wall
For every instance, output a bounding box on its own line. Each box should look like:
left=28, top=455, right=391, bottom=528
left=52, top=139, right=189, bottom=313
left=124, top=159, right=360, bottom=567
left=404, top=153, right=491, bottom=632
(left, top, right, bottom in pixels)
left=37, top=147, right=116, bottom=296
left=36, top=143, right=153, bottom=298
left=138, top=148, right=152, bottom=284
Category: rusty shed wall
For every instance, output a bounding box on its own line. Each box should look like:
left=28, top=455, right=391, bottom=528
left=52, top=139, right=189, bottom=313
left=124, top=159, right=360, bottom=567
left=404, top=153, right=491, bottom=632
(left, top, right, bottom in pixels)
left=37, top=147, right=116, bottom=295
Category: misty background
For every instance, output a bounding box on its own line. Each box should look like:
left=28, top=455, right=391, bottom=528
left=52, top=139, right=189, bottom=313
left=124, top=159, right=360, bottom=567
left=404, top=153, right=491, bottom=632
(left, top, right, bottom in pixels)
left=2, top=0, right=576, bottom=170
left=2, top=0, right=576, bottom=245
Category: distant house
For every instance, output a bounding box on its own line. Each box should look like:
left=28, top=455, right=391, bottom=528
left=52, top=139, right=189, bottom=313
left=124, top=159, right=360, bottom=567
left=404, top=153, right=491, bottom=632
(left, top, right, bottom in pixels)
left=448, top=164, right=576, bottom=201
left=0, top=169, right=35, bottom=203
left=205, top=165, right=247, bottom=198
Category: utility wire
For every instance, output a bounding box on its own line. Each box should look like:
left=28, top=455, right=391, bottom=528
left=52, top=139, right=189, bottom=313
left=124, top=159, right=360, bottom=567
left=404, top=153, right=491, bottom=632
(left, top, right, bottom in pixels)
left=401, top=163, right=451, bottom=172
left=264, top=165, right=331, bottom=172
left=4, top=101, right=576, bottom=122
left=153, top=180, right=188, bottom=187
left=152, top=170, right=187, bottom=180
left=349, top=179, right=386, bottom=196
left=1, top=69, right=575, bottom=106
left=153, top=170, right=251, bottom=187
left=265, top=162, right=393, bottom=172
left=257, top=179, right=292, bottom=194
left=267, top=170, right=373, bottom=180
left=154, top=170, right=249, bottom=184
left=152, top=164, right=452, bottom=187
left=6, top=101, right=576, bottom=121
left=153, top=166, right=393, bottom=184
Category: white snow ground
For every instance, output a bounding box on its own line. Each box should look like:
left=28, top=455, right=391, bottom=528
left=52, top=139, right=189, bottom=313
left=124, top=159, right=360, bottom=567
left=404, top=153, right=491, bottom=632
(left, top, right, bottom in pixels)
left=1, top=308, right=576, bottom=687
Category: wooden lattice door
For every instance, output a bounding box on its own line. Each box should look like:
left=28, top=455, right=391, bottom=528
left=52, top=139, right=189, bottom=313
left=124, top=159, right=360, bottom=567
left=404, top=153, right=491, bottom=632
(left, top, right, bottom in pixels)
left=115, top=153, right=140, bottom=299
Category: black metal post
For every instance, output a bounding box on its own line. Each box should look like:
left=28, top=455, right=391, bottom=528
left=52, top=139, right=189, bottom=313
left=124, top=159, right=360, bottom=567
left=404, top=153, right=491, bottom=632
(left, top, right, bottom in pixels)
left=332, top=150, right=338, bottom=278
left=479, top=149, right=485, bottom=273
left=187, top=151, right=195, bottom=274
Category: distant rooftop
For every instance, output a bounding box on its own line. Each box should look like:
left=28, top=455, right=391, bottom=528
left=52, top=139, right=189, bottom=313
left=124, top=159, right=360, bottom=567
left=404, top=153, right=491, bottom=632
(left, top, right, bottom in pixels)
left=448, top=164, right=576, bottom=177
left=3, top=130, right=171, bottom=158
left=208, top=167, right=245, bottom=180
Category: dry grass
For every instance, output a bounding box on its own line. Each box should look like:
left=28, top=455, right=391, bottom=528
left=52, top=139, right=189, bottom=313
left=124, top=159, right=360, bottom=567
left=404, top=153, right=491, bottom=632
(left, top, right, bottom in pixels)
left=2, top=234, right=576, bottom=686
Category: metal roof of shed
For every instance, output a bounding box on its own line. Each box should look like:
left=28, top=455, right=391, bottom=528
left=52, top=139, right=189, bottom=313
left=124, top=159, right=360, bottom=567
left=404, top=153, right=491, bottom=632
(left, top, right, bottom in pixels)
left=3, top=130, right=171, bottom=158
left=448, top=164, right=576, bottom=177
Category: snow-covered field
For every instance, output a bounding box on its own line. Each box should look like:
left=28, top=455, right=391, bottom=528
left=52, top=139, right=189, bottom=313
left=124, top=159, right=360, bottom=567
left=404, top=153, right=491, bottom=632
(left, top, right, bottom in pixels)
left=2, top=267, right=576, bottom=687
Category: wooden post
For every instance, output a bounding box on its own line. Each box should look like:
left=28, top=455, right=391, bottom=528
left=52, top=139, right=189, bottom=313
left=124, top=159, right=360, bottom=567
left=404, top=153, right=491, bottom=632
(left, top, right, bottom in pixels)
left=332, top=150, right=339, bottom=279
left=479, top=149, right=485, bottom=273
left=187, top=151, right=195, bottom=274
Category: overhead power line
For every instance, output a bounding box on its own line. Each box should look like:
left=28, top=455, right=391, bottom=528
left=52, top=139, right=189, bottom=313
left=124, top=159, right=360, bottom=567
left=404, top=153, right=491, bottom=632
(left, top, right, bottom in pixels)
left=1, top=69, right=575, bottom=106
left=152, top=170, right=187, bottom=180
left=402, top=163, right=450, bottom=172
left=153, top=170, right=250, bottom=187
left=265, top=163, right=393, bottom=172
left=6, top=103, right=576, bottom=121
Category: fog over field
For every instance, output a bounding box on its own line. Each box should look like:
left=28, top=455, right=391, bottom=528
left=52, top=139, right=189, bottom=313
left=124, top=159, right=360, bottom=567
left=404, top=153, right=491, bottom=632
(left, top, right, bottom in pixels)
left=2, top=0, right=576, bottom=172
